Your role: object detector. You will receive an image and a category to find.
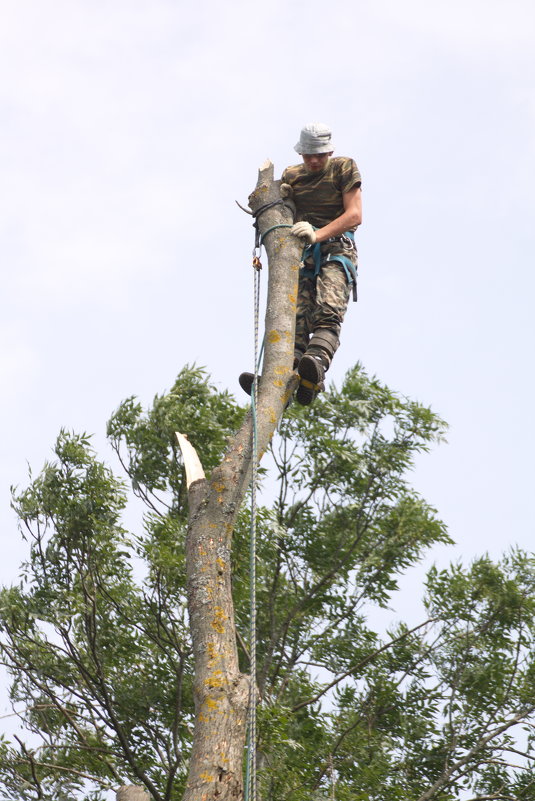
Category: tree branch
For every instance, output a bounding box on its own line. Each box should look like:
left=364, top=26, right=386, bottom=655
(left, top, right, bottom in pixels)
left=291, top=617, right=437, bottom=712
left=415, top=708, right=535, bottom=801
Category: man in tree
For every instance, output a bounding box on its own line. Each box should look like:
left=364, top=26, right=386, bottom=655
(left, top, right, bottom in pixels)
left=240, top=122, right=362, bottom=404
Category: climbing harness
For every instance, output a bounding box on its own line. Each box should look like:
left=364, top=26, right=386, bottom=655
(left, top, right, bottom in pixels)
left=301, top=231, right=359, bottom=302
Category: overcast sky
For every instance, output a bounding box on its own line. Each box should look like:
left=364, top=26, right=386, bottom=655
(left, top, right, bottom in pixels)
left=1, top=0, right=534, bottom=752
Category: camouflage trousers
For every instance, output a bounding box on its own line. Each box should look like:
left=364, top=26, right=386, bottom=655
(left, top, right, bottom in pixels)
left=295, top=240, right=356, bottom=368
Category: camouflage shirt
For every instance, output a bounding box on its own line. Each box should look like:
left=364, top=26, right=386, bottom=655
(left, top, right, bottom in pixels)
left=281, top=156, right=362, bottom=230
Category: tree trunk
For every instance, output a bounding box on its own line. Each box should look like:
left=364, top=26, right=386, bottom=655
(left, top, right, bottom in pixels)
left=180, top=162, right=300, bottom=801
left=116, top=787, right=150, bottom=801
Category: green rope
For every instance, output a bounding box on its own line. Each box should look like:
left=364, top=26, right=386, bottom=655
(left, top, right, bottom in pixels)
left=260, top=223, right=292, bottom=245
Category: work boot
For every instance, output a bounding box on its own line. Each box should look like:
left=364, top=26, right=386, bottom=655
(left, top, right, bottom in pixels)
left=295, top=354, right=326, bottom=405
left=239, top=357, right=301, bottom=398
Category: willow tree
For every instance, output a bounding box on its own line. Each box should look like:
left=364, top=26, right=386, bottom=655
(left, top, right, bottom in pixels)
left=2, top=165, right=535, bottom=801
left=1, top=163, right=304, bottom=801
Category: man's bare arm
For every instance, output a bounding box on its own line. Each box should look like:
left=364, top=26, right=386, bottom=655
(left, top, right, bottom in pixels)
left=314, top=187, right=362, bottom=242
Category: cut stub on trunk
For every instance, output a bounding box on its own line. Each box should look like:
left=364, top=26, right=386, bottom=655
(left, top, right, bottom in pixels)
left=176, top=432, right=206, bottom=488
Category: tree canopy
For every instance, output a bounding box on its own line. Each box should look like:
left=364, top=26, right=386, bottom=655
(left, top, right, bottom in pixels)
left=1, top=364, right=534, bottom=800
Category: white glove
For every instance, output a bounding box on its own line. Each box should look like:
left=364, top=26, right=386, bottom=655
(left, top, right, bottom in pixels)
left=291, top=221, right=316, bottom=244
left=280, top=183, right=294, bottom=199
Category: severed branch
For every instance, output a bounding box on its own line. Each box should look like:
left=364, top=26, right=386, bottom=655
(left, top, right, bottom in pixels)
left=175, top=433, right=205, bottom=489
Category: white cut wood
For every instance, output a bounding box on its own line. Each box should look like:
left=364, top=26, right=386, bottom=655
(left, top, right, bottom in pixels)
left=175, top=432, right=206, bottom=488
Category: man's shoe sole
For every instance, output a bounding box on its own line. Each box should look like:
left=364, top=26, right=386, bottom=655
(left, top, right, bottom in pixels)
left=296, top=355, right=324, bottom=405
left=239, top=372, right=255, bottom=396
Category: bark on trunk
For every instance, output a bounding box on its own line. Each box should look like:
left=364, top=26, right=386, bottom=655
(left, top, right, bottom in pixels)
left=116, top=787, right=150, bottom=801
left=180, top=162, right=300, bottom=801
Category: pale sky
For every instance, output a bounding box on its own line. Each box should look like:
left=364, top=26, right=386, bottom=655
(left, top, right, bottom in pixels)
left=1, top=0, right=534, bottom=742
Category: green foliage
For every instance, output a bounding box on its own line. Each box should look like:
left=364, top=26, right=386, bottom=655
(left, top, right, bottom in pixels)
left=106, top=364, right=247, bottom=503
left=1, top=363, right=534, bottom=800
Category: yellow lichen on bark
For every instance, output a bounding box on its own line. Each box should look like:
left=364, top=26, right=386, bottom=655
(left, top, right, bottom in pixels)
left=205, top=670, right=225, bottom=689
left=212, top=606, right=228, bottom=633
